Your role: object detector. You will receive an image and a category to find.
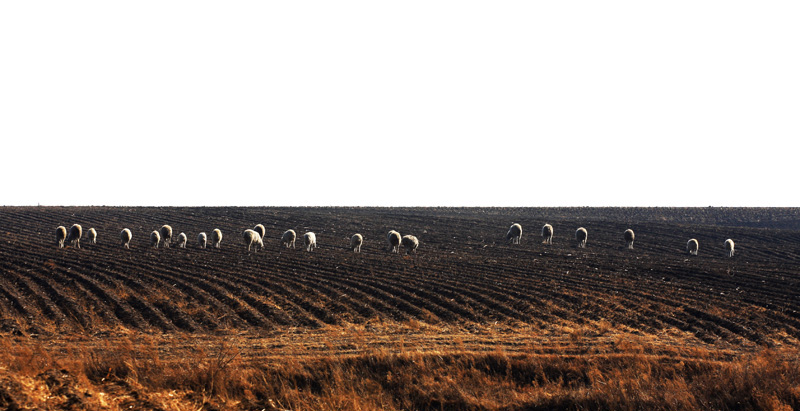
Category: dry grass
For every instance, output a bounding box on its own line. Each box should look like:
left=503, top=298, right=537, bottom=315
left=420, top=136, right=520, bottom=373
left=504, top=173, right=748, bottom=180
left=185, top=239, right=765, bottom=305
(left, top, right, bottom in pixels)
left=1, top=327, right=799, bottom=411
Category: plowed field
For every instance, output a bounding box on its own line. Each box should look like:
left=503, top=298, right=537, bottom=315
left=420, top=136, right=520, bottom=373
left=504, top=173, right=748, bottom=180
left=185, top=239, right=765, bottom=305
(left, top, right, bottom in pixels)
left=2, top=206, right=799, bottom=348
left=3, top=206, right=800, bottom=409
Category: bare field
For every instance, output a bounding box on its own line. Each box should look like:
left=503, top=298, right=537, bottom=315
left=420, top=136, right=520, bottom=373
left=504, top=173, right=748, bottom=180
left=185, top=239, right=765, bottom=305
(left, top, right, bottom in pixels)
left=1, top=206, right=799, bottom=410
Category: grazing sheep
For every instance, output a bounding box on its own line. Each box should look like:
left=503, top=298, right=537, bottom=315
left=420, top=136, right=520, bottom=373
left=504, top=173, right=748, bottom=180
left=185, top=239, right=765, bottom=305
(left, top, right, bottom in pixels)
left=401, top=235, right=419, bottom=254
left=243, top=229, right=264, bottom=252
left=150, top=230, right=161, bottom=248
left=198, top=232, right=208, bottom=249
left=253, top=224, right=266, bottom=240
left=687, top=239, right=699, bottom=256
left=624, top=229, right=635, bottom=249
left=120, top=228, right=132, bottom=249
left=67, top=224, right=83, bottom=248
left=211, top=229, right=223, bottom=249
left=506, top=223, right=522, bottom=244
left=575, top=227, right=588, bottom=248
left=387, top=230, right=402, bottom=253
left=281, top=229, right=297, bottom=249
left=177, top=232, right=188, bottom=248
left=725, top=239, right=735, bottom=257
left=304, top=232, right=317, bottom=252
left=87, top=228, right=97, bottom=244
left=160, top=225, right=173, bottom=248
left=350, top=233, right=363, bottom=253
left=56, top=226, right=67, bottom=248
left=541, top=224, right=553, bottom=245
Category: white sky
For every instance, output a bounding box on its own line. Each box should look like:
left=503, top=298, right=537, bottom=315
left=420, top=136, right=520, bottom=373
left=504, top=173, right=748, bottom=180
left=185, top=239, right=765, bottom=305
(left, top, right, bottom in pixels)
left=1, top=1, right=798, bottom=207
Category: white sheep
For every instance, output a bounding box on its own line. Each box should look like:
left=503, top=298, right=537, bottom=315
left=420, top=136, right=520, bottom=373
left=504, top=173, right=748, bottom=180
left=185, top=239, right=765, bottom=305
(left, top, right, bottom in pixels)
left=253, top=224, right=266, bottom=240
left=243, top=229, right=264, bottom=252
left=624, top=229, right=635, bottom=249
left=281, top=229, right=297, bottom=249
left=150, top=230, right=161, bottom=248
left=120, top=228, right=132, bottom=249
left=387, top=230, right=402, bottom=253
left=211, top=229, right=223, bottom=249
left=67, top=224, right=83, bottom=248
left=506, top=223, right=522, bottom=244
left=177, top=232, right=188, bottom=248
left=87, top=228, right=97, bottom=244
left=401, top=234, right=419, bottom=254
left=56, top=226, right=67, bottom=248
left=350, top=233, right=363, bottom=253
left=541, top=224, right=553, bottom=245
left=575, top=227, right=588, bottom=248
left=725, top=239, right=735, bottom=257
left=160, top=225, right=173, bottom=248
left=687, top=238, right=699, bottom=256
left=304, top=232, right=317, bottom=252
left=198, top=232, right=208, bottom=249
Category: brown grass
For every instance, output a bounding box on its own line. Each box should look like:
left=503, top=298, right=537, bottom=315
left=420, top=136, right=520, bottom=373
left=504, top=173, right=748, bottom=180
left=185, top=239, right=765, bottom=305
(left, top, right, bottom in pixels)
left=2, top=330, right=799, bottom=411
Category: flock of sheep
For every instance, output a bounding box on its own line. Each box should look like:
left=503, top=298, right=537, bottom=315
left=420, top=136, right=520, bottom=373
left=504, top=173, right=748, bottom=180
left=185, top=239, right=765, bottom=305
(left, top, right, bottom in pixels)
left=505, top=223, right=735, bottom=257
left=55, top=221, right=734, bottom=258
left=54, top=224, right=420, bottom=255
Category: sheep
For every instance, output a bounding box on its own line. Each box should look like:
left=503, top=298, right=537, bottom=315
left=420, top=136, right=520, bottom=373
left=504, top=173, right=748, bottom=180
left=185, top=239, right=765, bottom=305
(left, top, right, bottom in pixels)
left=120, top=228, right=132, bottom=249
left=87, top=228, right=97, bottom=244
left=281, top=229, right=297, bottom=249
left=575, top=227, right=588, bottom=248
left=624, top=229, right=635, bottom=249
left=253, top=224, right=266, bottom=240
left=541, top=224, right=553, bottom=245
left=304, top=232, right=317, bottom=252
left=387, top=230, right=402, bottom=253
left=177, top=232, right=188, bottom=248
left=243, top=229, right=264, bottom=252
left=401, top=235, right=419, bottom=254
left=67, top=224, right=83, bottom=248
left=211, top=229, right=223, bottom=249
left=56, top=226, right=67, bottom=248
left=687, top=238, right=699, bottom=256
left=350, top=233, right=363, bottom=253
left=150, top=230, right=161, bottom=248
left=506, top=223, right=522, bottom=244
left=725, top=239, right=735, bottom=257
left=198, top=232, right=207, bottom=249
left=159, top=225, right=173, bottom=248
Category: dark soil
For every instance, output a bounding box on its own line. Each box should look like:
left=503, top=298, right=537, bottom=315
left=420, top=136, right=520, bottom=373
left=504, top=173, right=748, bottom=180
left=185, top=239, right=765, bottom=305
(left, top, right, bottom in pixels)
left=1, top=206, right=799, bottom=348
